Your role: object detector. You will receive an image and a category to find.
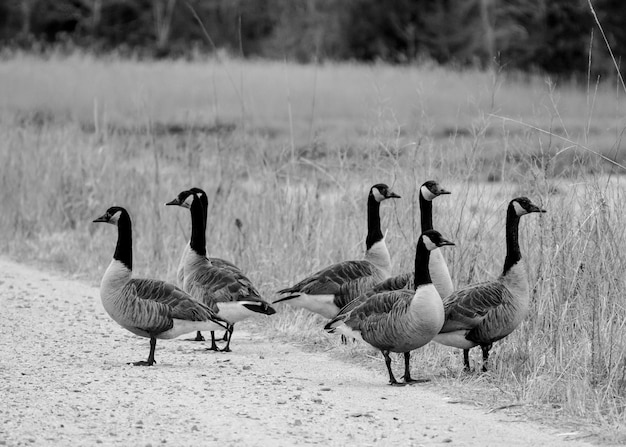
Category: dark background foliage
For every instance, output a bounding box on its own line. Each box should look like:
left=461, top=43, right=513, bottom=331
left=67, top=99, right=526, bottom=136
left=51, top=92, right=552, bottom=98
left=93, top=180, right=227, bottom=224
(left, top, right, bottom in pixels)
left=1, top=0, right=625, bottom=76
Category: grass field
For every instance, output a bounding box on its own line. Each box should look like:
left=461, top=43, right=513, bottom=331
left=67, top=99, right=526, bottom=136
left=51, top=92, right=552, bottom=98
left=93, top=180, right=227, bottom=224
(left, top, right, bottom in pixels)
left=2, top=51, right=626, bottom=441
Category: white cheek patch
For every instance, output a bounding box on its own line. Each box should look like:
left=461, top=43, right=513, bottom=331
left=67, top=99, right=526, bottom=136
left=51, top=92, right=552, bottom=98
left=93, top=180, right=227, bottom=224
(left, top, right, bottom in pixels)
left=421, top=185, right=436, bottom=201
left=422, top=235, right=437, bottom=251
left=182, top=195, right=194, bottom=209
left=109, top=210, right=122, bottom=224
left=372, top=188, right=385, bottom=202
left=513, top=201, right=526, bottom=216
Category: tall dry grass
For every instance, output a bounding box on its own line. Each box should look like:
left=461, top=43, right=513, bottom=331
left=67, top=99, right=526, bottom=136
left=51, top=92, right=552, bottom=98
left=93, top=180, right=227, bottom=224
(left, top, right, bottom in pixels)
left=1, top=52, right=626, bottom=440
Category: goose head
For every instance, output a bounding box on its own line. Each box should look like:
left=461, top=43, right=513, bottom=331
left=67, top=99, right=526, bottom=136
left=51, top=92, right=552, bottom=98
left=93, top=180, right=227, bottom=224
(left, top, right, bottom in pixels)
left=165, top=189, right=194, bottom=209
left=420, top=180, right=451, bottom=202
left=510, top=197, right=547, bottom=216
left=370, top=183, right=401, bottom=202
left=93, top=206, right=127, bottom=226
left=421, top=229, right=455, bottom=251
left=165, top=187, right=209, bottom=210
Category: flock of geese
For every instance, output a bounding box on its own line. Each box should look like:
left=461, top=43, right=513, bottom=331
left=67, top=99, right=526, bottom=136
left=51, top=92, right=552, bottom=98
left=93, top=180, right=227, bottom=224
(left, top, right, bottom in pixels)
left=94, top=181, right=545, bottom=385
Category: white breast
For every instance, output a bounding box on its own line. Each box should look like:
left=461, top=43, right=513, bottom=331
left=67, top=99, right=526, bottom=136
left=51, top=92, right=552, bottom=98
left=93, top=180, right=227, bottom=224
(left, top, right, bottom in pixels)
left=364, top=239, right=392, bottom=277
left=99, top=259, right=132, bottom=322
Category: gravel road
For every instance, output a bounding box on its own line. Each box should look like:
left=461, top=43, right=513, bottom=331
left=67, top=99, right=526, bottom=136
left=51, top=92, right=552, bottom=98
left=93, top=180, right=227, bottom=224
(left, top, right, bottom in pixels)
left=0, top=258, right=596, bottom=446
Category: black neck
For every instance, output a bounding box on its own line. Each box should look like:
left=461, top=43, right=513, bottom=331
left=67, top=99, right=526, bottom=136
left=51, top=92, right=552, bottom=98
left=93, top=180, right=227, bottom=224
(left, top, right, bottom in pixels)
left=419, top=192, right=433, bottom=232
left=366, top=192, right=384, bottom=250
left=189, top=196, right=207, bottom=257
left=114, top=210, right=133, bottom=270
left=414, top=238, right=432, bottom=289
left=502, top=204, right=522, bottom=275
left=200, top=194, right=209, bottom=226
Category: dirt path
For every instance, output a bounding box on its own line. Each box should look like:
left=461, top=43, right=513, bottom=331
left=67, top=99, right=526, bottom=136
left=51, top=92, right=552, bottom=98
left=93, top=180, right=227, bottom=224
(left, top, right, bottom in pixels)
left=0, top=258, right=596, bottom=446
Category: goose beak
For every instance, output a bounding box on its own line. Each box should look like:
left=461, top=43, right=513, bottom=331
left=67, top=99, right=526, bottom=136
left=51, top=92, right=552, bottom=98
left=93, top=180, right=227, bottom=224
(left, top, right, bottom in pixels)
left=165, top=198, right=181, bottom=206
left=92, top=213, right=109, bottom=223
left=437, top=187, right=451, bottom=195
left=438, top=238, right=455, bottom=247
left=531, top=205, right=547, bottom=213
left=387, top=191, right=401, bottom=199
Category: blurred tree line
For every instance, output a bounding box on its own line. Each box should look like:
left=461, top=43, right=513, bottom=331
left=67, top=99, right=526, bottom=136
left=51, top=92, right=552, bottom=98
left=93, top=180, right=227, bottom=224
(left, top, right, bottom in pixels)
left=0, top=0, right=624, bottom=76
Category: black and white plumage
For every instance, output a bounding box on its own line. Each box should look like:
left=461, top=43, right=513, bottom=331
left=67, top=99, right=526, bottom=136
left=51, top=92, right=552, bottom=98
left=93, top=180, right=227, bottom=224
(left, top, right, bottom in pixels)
left=93, top=206, right=227, bottom=366
left=433, top=197, right=546, bottom=371
left=166, top=187, right=241, bottom=344
left=167, top=188, right=239, bottom=291
left=166, top=188, right=275, bottom=352
left=372, top=180, right=453, bottom=298
left=325, top=230, right=454, bottom=385
left=274, top=183, right=401, bottom=319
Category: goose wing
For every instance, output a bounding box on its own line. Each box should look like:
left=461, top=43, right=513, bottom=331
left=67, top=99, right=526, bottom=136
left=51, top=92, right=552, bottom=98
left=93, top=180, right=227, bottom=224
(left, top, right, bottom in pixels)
left=439, top=281, right=511, bottom=333
left=329, top=270, right=414, bottom=320
left=331, top=286, right=380, bottom=322
left=333, top=273, right=384, bottom=310
left=125, top=279, right=225, bottom=333
left=372, top=272, right=413, bottom=293
left=186, top=264, right=264, bottom=304
left=342, top=291, right=413, bottom=348
left=278, top=260, right=379, bottom=296
left=209, top=257, right=241, bottom=272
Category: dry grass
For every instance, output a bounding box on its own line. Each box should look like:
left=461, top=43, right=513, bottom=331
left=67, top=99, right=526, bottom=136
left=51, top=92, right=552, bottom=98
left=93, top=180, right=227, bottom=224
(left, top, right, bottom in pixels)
left=2, top=51, right=626, bottom=442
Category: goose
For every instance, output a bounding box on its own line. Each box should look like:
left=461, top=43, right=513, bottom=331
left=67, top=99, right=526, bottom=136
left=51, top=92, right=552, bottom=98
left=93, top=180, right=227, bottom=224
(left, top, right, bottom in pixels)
left=93, top=206, right=227, bottom=366
left=433, top=197, right=546, bottom=372
left=166, top=188, right=275, bottom=352
left=168, top=188, right=239, bottom=291
left=274, top=183, right=401, bottom=319
left=325, top=230, right=454, bottom=385
left=166, top=187, right=240, bottom=343
left=370, top=180, right=452, bottom=298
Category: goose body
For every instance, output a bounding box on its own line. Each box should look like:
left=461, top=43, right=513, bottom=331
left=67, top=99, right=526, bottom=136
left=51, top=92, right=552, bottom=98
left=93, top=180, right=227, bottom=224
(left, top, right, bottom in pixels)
left=275, top=256, right=390, bottom=319
left=275, top=183, right=400, bottom=318
left=100, top=261, right=225, bottom=340
left=94, top=206, right=227, bottom=366
left=176, top=241, right=239, bottom=290
left=167, top=188, right=275, bottom=351
left=433, top=197, right=546, bottom=371
left=325, top=230, right=454, bottom=385
left=373, top=180, right=452, bottom=298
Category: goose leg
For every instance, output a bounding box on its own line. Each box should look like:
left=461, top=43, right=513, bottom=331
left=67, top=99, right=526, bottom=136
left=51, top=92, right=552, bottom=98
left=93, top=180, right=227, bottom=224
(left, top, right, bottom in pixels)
left=219, top=325, right=234, bottom=352
left=382, top=350, right=403, bottom=386
left=403, top=352, right=415, bottom=383
left=221, top=330, right=229, bottom=341
left=206, top=331, right=220, bottom=351
left=340, top=335, right=355, bottom=344
left=131, top=336, right=157, bottom=366
left=185, top=331, right=205, bottom=341
left=463, top=349, right=471, bottom=371
left=480, top=343, right=492, bottom=372
left=402, top=352, right=429, bottom=384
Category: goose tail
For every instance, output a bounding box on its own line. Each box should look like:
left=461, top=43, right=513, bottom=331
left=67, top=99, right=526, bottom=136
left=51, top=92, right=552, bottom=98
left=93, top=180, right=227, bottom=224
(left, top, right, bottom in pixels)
left=273, top=293, right=301, bottom=304
left=242, top=301, right=277, bottom=315
left=324, top=315, right=343, bottom=333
